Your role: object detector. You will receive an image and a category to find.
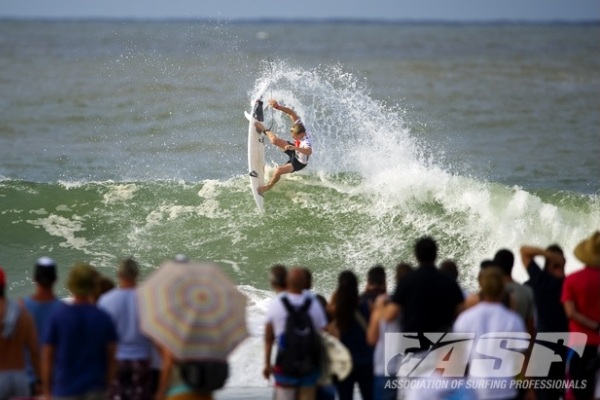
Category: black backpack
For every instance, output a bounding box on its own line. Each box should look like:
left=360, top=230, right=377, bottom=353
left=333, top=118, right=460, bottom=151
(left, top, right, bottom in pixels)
left=276, top=296, right=322, bottom=377
left=179, top=360, right=228, bottom=393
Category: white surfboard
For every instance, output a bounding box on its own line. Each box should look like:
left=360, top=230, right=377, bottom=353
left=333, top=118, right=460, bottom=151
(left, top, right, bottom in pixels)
left=319, top=330, right=352, bottom=383
left=246, top=85, right=269, bottom=213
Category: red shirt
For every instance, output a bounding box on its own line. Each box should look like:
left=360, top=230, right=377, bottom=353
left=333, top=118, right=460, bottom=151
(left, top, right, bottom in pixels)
left=561, top=266, right=600, bottom=345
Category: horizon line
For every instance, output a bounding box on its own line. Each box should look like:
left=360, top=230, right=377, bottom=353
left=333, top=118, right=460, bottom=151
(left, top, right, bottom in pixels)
left=1, top=16, right=599, bottom=24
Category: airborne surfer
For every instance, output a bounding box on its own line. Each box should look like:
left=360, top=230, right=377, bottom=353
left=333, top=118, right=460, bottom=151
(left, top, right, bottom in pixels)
left=254, top=99, right=313, bottom=195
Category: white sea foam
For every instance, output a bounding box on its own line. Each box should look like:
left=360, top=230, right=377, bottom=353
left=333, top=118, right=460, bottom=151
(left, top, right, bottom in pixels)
left=102, top=183, right=139, bottom=205
left=27, top=214, right=89, bottom=251
left=228, top=285, right=275, bottom=388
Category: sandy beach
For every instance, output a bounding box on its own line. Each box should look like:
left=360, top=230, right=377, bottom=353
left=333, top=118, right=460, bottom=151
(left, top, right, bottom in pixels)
left=215, top=387, right=273, bottom=399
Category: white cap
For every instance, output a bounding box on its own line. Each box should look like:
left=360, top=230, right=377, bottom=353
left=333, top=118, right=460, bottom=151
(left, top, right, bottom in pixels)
left=174, top=254, right=189, bottom=263
left=36, top=257, right=56, bottom=268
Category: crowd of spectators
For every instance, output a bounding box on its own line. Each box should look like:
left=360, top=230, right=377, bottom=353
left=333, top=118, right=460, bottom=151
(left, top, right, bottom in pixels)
left=0, top=231, right=599, bottom=400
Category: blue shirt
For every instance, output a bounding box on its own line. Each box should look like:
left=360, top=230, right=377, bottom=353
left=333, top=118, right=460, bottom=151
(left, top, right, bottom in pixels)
left=44, top=302, right=118, bottom=396
left=97, top=288, right=152, bottom=360
left=23, top=297, right=63, bottom=383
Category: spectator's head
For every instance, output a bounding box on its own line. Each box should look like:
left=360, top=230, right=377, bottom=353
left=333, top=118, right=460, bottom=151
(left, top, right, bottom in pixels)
left=66, top=262, right=98, bottom=298
left=117, top=257, right=140, bottom=282
left=287, top=268, right=307, bottom=294
left=574, top=231, right=600, bottom=268
left=0, top=266, right=5, bottom=298
left=93, top=274, right=115, bottom=303
left=395, top=262, right=413, bottom=284
left=480, top=259, right=495, bottom=270
left=415, top=236, right=438, bottom=265
left=300, top=267, right=313, bottom=290
left=365, top=264, right=386, bottom=294
left=545, top=244, right=566, bottom=279
left=34, top=256, right=58, bottom=288
left=269, top=264, right=287, bottom=293
left=479, top=266, right=505, bottom=302
left=173, top=254, right=189, bottom=263
left=439, top=259, right=459, bottom=281
left=493, top=249, right=514, bottom=277
left=338, top=270, right=359, bottom=292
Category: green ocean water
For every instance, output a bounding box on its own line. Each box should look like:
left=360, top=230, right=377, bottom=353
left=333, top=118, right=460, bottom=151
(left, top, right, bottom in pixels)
left=1, top=20, right=599, bottom=387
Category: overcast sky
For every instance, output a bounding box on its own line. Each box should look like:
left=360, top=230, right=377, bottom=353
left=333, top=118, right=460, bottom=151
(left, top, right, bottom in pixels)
left=1, top=0, right=599, bottom=21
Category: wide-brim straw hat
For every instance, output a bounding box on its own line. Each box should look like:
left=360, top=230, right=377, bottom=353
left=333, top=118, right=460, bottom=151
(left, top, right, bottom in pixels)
left=574, top=231, right=600, bottom=267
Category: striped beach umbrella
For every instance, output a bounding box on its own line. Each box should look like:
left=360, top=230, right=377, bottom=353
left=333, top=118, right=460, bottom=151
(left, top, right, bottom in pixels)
left=137, top=260, right=248, bottom=360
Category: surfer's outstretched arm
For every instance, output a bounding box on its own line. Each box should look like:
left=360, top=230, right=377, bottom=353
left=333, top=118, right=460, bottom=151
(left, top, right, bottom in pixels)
left=268, top=99, right=299, bottom=123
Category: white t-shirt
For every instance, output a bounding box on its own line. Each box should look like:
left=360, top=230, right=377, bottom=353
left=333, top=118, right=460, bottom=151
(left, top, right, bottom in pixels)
left=453, top=302, right=526, bottom=400
left=265, top=290, right=327, bottom=338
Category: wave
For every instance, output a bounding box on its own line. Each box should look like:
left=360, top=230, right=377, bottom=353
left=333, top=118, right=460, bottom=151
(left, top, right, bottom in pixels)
left=3, top=61, right=599, bottom=289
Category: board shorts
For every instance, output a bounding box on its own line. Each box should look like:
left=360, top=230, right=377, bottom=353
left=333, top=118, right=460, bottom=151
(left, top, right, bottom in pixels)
left=285, top=141, right=308, bottom=172
left=108, top=359, right=154, bottom=400
left=272, top=364, right=320, bottom=387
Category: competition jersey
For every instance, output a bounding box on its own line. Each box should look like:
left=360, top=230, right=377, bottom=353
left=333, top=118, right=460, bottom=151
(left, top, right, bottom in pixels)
left=293, top=119, right=312, bottom=165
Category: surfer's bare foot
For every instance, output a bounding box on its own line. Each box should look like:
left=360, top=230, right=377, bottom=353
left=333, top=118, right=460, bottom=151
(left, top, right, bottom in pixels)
left=255, top=121, right=265, bottom=133
left=257, top=185, right=269, bottom=196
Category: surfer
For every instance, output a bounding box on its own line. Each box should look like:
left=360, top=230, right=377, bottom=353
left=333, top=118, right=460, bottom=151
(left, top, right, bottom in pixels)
left=254, top=99, right=312, bottom=195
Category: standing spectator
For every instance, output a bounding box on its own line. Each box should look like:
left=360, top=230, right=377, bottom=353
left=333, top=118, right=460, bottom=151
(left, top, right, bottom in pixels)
left=264, top=268, right=328, bottom=400
left=384, top=236, right=464, bottom=335
left=561, top=231, right=600, bottom=400
left=22, top=256, right=62, bottom=396
left=383, top=237, right=464, bottom=400
left=42, top=262, right=118, bottom=400
left=367, top=262, right=412, bottom=400
left=0, top=266, right=41, bottom=400
left=300, top=267, right=329, bottom=317
left=493, top=249, right=537, bottom=400
left=270, top=264, right=288, bottom=294
left=464, top=259, right=513, bottom=310
left=359, top=264, right=386, bottom=310
left=519, top=245, right=567, bottom=332
left=92, top=274, right=115, bottom=303
left=493, top=249, right=536, bottom=334
left=327, top=270, right=374, bottom=400
left=453, top=267, right=526, bottom=400
left=98, top=257, right=154, bottom=400
left=520, top=244, right=568, bottom=400
left=439, top=259, right=469, bottom=298
left=298, top=267, right=335, bottom=400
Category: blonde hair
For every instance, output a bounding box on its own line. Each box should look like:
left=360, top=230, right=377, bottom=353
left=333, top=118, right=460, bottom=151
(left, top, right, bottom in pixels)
left=67, top=262, right=99, bottom=297
left=478, top=266, right=505, bottom=301
left=290, top=123, right=306, bottom=135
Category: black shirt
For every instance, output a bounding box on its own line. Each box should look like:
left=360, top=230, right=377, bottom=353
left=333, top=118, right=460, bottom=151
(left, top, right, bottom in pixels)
left=524, top=260, right=568, bottom=332
left=391, top=264, right=464, bottom=333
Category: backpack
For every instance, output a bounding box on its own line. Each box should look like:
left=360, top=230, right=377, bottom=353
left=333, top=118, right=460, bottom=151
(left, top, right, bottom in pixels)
left=276, top=296, right=322, bottom=377
left=179, top=360, right=228, bottom=393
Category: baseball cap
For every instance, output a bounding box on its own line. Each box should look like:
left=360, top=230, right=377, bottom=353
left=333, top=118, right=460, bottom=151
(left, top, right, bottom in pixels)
left=34, top=257, right=57, bottom=286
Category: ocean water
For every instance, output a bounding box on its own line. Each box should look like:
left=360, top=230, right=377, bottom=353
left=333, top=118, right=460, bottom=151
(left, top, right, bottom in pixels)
left=1, top=20, right=599, bottom=388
